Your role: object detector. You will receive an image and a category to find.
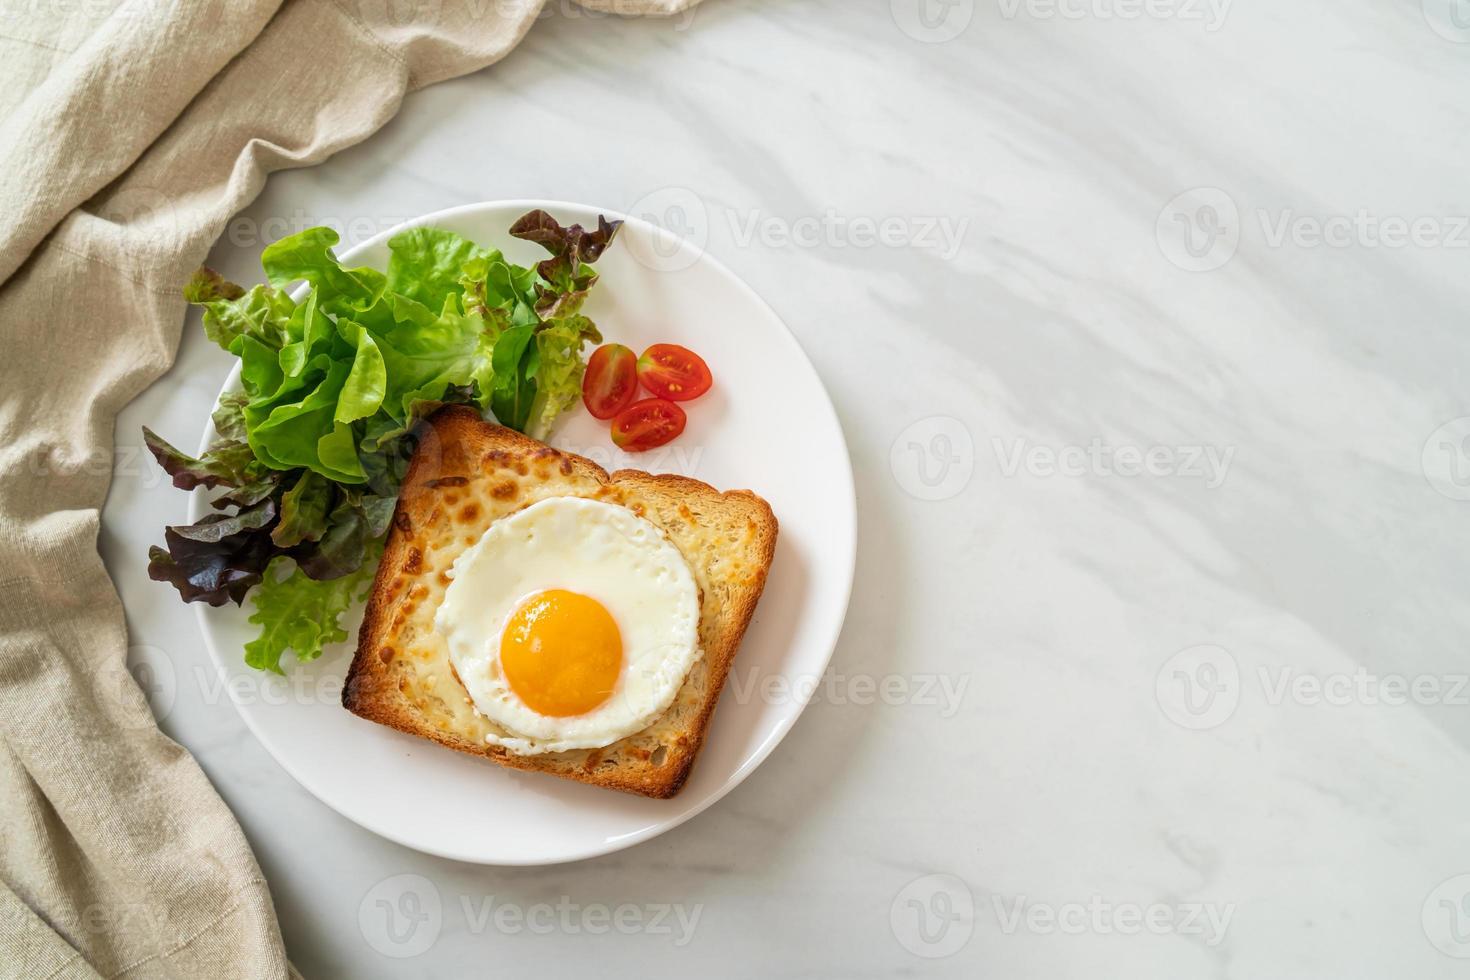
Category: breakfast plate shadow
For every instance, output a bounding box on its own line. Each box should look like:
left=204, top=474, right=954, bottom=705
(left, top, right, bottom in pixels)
left=190, top=200, right=857, bottom=865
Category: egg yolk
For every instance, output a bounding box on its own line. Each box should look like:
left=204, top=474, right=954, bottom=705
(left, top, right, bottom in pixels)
left=500, top=590, right=623, bottom=717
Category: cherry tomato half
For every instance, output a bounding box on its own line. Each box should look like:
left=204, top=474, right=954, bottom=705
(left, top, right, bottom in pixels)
left=582, top=344, right=639, bottom=419
left=636, top=344, right=712, bottom=402
left=611, top=398, right=687, bottom=453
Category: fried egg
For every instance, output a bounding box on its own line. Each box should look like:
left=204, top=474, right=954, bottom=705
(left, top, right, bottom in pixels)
left=435, top=496, right=700, bottom=755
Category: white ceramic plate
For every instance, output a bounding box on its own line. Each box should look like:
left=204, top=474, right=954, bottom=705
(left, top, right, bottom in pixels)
left=191, top=200, right=855, bottom=865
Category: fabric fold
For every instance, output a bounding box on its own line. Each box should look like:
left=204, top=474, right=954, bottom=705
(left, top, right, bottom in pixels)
left=0, top=1, right=287, bottom=285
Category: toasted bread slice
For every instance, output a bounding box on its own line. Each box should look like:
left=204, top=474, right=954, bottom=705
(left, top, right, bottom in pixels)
left=341, top=406, right=778, bottom=799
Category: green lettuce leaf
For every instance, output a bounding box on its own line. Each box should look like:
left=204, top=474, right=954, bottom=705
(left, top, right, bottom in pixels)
left=525, top=314, right=601, bottom=441
left=334, top=322, right=387, bottom=424
left=489, top=323, right=539, bottom=433
left=386, top=227, right=491, bottom=314
left=278, top=289, right=335, bottom=379
left=374, top=303, right=490, bottom=423
left=243, top=551, right=377, bottom=674
left=261, top=227, right=386, bottom=316
left=248, top=359, right=362, bottom=481
left=272, top=471, right=333, bottom=548
left=186, top=272, right=294, bottom=352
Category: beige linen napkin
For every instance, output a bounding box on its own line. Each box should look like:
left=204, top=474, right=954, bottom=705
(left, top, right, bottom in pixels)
left=0, top=1, right=700, bottom=976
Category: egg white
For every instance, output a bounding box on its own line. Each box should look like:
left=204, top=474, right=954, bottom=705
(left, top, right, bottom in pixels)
left=435, top=495, right=701, bottom=755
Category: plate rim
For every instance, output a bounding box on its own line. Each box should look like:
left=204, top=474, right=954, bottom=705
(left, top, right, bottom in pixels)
left=190, top=198, right=856, bottom=865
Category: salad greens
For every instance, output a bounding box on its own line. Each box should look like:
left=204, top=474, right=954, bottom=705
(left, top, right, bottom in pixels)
left=146, top=210, right=621, bottom=673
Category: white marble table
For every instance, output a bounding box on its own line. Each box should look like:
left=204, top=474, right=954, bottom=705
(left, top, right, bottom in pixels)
left=102, top=0, right=1470, bottom=975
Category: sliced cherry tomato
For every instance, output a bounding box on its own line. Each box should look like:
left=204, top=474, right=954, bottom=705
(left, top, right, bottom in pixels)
left=636, top=344, right=712, bottom=402
left=611, top=398, right=687, bottom=452
left=582, top=344, right=639, bottom=419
